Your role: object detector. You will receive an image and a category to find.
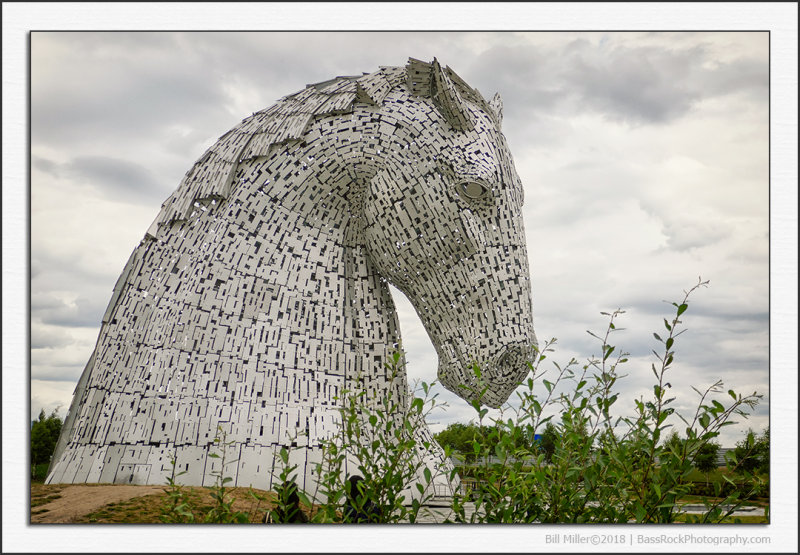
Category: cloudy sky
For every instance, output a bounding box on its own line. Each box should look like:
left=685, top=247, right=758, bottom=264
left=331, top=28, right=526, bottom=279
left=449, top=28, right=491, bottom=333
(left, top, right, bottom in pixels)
left=28, top=28, right=775, bottom=442
left=4, top=2, right=798, bottom=552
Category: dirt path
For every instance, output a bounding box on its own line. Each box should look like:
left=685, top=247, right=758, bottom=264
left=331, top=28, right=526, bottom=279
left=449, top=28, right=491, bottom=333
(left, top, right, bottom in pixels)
left=31, top=484, right=165, bottom=523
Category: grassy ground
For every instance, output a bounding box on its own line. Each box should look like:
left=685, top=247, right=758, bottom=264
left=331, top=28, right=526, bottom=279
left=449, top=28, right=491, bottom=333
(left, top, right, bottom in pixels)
left=79, top=486, right=279, bottom=523
left=30, top=483, right=63, bottom=513
left=30, top=483, right=287, bottom=524
left=675, top=514, right=768, bottom=524
left=31, top=483, right=769, bottom=523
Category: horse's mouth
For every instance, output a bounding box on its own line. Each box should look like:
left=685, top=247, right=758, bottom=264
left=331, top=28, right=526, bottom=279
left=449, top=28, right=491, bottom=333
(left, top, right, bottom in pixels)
left=480, top=343, right=535, bottom=407
left=439, top=342, right=535, bottom=408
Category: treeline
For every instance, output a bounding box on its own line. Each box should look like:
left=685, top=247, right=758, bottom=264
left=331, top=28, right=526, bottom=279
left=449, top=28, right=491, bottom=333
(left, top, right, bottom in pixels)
left=31, top=408, right=63, bottom=481
left=434, top=421, right=560, bottom=463
left=436, top=420, right=770, bottom=477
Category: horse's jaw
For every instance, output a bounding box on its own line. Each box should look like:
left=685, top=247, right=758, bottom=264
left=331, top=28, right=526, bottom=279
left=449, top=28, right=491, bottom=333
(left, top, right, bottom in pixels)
left=437, top=340, right=537, bottom=409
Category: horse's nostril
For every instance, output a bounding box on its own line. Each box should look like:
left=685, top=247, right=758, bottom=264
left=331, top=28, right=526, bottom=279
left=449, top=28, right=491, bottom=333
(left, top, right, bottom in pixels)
left=438, top=342, right=535, bottom=408
left=474, top=343, right=536, bottom=407
left=493, top=344, right=533, bottom=380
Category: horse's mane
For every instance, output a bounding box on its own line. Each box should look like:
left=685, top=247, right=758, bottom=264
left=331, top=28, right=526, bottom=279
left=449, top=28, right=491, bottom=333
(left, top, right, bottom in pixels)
left=146, top=58, right=503, bottom=237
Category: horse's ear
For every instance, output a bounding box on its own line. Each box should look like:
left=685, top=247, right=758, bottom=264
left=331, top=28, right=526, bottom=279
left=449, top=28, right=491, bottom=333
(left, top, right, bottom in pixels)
left=488, top=92, right=503, bottom=129
left=430, top=58, right=473, bottom=131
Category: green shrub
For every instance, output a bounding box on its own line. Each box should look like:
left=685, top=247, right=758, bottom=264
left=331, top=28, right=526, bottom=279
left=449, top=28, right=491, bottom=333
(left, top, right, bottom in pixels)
left=31, top=462, right=50, bottom=483
left=306, top=351, right=444, bottom=523
left=729, top=427, right=769, bottom=475
left=160, top=426, right=252, bottom=523
left=445, top=278, right=764, bottom=523
left=163, top=279, right=764, bottom=524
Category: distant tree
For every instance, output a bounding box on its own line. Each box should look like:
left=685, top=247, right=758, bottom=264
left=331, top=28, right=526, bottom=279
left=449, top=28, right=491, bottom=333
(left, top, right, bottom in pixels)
left=31, top=408, right=62, bottom=471
left=730, top=427, right=769, bottom=475
left=693, top=441, right=720, bottom=479
left=663, top=430, right=683, bottom=453
left=435, top=422, right=481, bottom=457
left=538, top=421, right=559, bottom=463
left=435, top=421, right=537, bottom=462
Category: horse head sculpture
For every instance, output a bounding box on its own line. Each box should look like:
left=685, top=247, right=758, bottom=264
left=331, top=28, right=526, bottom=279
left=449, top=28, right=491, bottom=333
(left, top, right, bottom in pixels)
left=47, top=58, right=537, bottom=498
left=364, top=59, right=536, bottom=408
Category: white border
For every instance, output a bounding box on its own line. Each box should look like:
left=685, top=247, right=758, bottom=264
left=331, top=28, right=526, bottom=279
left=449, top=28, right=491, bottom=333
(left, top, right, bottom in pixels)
left=4, top=3, right=797, bottom=553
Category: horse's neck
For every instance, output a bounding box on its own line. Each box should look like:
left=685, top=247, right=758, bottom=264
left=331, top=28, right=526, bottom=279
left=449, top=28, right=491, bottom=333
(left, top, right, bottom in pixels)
left=217, top=146, right=405, bottom=405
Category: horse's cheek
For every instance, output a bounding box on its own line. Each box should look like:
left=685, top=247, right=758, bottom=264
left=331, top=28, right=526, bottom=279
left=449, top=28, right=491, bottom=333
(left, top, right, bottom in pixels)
left=458, top=209, right=485, bottom=255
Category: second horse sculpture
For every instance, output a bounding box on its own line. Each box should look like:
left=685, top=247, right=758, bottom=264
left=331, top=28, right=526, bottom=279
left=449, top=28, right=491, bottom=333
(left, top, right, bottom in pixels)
left=48, top=57, right=538, bottom=500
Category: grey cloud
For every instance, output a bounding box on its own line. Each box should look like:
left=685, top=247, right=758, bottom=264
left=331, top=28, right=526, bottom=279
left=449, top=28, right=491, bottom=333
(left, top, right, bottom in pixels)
left=562, top=41, right=767, bottom=125
left=30, top=292, right=65, bottom=312
left=33, top=156, right=59, bottom=176
left=31, top=363, right=86, bottom=382
left=31, top=324, right=75, bottom=349
left=66, top=155, right=171, bottom=206
left=32, top=249, right=124, bottom=291
left=699, top=55, right=768, bottom=100
left=35, top=154, right=171, bottom=206
left=563, top=45, right=698, bottom=124
left=31, top=250, right=120, bottom=333
left=467, top=43, right=563, bottom=113
left=657, top=215, right=731, bottom=252
left=467, top=36, right=767, bottom=130
left=620, top=292, right=768, bottom=326
left=32, top=33, right=231, bottom=149
left=31, top=292, right=106, bottom=328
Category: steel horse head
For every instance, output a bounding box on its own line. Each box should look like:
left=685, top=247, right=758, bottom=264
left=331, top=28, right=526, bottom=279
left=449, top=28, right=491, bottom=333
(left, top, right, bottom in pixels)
left=47, top=58, right=537, bottom=499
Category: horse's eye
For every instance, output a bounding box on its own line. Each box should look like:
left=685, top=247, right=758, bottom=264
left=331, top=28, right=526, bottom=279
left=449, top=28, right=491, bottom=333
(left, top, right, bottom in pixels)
left=458, top=180, right=490, bottom=200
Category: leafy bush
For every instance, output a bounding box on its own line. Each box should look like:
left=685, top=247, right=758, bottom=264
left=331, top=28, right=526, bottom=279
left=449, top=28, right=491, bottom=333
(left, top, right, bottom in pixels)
left=160, top=426, right=254, bottom=523
left=729, top=427, right=769, bottom=475
left=444, top=278, right=764, bottom=523
left=306, top=351, right=444, bottom=523
left=31, top=463, right=51, bottom=483
left=159, top=279, right=765, bottom=524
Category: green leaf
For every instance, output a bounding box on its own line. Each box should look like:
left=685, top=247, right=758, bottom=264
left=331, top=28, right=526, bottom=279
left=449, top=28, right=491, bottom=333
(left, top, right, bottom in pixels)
left=677, top=303, right=688, bottom=316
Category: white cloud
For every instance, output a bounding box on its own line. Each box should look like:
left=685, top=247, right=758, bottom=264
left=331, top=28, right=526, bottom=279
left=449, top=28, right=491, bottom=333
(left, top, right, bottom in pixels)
left=30, top=380, right=78, bottom=421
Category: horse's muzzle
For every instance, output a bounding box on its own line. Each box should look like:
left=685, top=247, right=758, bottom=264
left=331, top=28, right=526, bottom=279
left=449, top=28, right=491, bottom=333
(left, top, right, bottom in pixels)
left=480, top=342, right=536, bottom=408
